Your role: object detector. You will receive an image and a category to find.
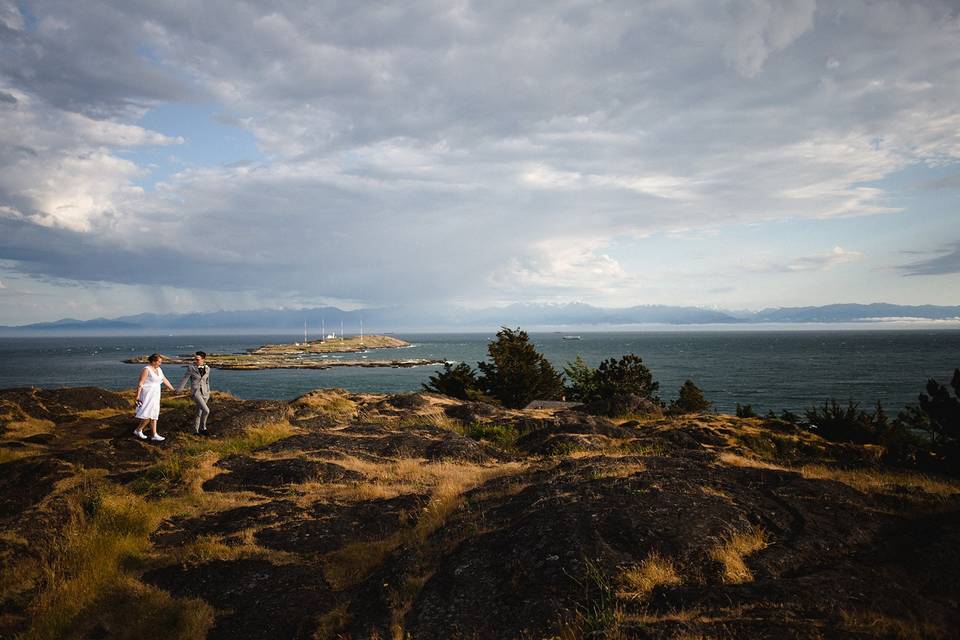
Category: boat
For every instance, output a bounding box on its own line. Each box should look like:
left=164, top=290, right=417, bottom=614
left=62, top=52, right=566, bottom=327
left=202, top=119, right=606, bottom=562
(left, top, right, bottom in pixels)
left=562, top=335, right=582, bottom=340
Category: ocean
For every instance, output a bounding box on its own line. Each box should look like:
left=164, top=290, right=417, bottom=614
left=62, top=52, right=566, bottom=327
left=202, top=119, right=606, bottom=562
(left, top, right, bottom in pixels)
left=1, top=331, right=958, bottom=414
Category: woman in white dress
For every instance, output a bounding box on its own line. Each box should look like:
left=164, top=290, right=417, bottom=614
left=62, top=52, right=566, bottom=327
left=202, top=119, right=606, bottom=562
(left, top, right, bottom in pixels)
left=134, top=353, right=176, bottom=442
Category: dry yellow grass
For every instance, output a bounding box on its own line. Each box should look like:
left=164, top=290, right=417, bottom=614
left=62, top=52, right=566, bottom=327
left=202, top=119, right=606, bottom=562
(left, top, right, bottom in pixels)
left=717, top=452, right=788, bottom=471
left=839, top=609, right=946, bottom=640
left=800, top=464, right=960, bottom=497
left=321, top=460, right=525, bottom=590
left=291, top=389, right=358, bottom=420
left=0, top=446, right=36, bottom=464
left=718, top=452, right=960, bottom=497
left=709, top=526, right=769, bottom=584
left=1, top=416, right=56, bottom=439
left=618, top=552, right=682, bottom=600
left=699, top=485, right=732, bottom=501
left=23, top=477, right=215, bottom=640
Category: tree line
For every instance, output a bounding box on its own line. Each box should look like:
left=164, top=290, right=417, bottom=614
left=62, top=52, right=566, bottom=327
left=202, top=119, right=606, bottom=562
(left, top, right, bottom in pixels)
left=424, top=326, right=960, bottom=475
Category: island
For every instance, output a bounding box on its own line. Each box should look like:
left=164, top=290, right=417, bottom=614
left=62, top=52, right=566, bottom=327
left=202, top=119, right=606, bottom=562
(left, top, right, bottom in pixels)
left=123, top=335, right=444, bottom=370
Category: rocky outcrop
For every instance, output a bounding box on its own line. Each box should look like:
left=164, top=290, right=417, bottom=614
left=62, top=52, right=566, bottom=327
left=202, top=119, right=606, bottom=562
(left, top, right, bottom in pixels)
left=1, top=386, right=958, bottom=639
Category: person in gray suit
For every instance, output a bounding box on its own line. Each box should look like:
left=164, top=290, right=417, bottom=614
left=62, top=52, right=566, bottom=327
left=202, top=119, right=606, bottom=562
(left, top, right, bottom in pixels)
left=177, top=351, right=212, bottom=434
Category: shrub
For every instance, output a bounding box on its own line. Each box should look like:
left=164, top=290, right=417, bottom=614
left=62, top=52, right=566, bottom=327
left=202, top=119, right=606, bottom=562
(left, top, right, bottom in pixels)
left=667, top=379, right=711, bottom=415
left=805, top=399, right=884, bottom=445
left=477, top=327, right=565, bottom=408
left=423, top=362, right=481, bottom=400
left=735, top=403, right=757, bottom=418
left=568, top=353, right=661, bottom=417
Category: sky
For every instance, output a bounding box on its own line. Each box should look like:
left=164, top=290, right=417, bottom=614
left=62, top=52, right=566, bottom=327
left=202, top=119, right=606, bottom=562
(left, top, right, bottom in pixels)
left=0, top=0, right=959, bottom=325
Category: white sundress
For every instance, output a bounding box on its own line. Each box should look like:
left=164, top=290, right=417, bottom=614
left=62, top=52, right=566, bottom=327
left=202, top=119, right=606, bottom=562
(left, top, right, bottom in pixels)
left=135, top=365, right=165, bottom=420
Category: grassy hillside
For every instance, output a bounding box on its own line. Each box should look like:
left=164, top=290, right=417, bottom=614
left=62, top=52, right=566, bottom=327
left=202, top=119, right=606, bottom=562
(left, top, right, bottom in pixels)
left=1, top=387, right=958, bottom=639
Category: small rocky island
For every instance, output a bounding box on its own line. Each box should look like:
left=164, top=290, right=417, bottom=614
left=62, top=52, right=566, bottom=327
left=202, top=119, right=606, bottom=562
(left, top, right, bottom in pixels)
left=123, top=335, right=444, bottom=370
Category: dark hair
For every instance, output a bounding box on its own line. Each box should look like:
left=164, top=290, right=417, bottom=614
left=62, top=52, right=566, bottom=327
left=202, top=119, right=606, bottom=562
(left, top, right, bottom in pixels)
left=148, top=353, right=162, bottom=364
left=195, top=351, right=207, bottom=359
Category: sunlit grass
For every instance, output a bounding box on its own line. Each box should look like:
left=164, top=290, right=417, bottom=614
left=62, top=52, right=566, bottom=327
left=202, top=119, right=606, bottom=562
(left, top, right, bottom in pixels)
left=1, top=417, right=56, bottom=439
left=321, top=460, right=525, bottom=590
left=709, top=526, right=769, bottom=584
left=799, top=464, right=960, bottom=497
left=617, top=552, right=682, bottom=600
left=717, top=452, right=960, bottom=497
left=22, top=476, right=214, bottom=640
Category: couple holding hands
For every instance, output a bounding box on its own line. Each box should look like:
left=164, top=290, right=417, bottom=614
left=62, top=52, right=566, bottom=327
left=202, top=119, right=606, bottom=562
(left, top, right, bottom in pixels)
left=133, top=351, right=212, bottom=442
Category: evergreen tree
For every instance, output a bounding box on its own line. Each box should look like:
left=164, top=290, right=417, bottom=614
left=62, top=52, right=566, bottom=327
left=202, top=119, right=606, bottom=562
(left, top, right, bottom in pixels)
left=423, top=362, right=480, bottom=400
left=668, top=379, right=711, bottom=415
left=564, top=356, right=600, bottom=403
left=897, top=369, right=960, bottom=472
left=477, top=327, right=565, bottom=408
left=594, top=353, right=659, bottom=401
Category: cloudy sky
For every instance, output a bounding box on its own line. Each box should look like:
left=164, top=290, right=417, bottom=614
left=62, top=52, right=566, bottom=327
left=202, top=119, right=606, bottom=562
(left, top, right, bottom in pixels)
left=1, top=0, right=959, bottom=324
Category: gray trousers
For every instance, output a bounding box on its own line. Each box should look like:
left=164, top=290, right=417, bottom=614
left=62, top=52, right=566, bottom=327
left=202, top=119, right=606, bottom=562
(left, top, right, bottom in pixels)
left=192, top=391, right=211, bottom=432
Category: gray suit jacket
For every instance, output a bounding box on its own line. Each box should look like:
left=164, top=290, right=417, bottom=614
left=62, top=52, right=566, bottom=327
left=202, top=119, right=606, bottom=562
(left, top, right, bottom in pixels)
left=177, top=364, right=211, bottom=397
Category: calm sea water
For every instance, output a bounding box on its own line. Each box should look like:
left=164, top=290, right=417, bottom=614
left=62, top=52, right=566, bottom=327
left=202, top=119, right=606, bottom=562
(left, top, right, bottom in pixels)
left=1, top=331, right=958, bottom=414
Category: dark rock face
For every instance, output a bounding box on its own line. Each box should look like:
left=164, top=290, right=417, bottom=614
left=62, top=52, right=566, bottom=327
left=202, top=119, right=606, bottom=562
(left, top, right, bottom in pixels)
left=515, top=412, right=637, bottom=455
left=0, top=457, right=73, bottom=518
left=142, top=559, right=332, bottom=640
left=444, top=401, right=502, bottom=422
left=202, top=456, right=363, bottom=495
left=152, top=500, right=302, bottom=547
left=199, top=398, right=289, bottom=437
left=265, top=423, right=513, bottom=463
left=0, top=387, right=130, bottom=423
left=256, top=494, right=426, bottom=554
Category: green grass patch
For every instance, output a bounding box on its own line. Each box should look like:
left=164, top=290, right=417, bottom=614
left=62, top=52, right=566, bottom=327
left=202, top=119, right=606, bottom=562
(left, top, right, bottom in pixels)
left=178, top=422, right=292, bottom=459
left=465, top=423, right=520, bottom=450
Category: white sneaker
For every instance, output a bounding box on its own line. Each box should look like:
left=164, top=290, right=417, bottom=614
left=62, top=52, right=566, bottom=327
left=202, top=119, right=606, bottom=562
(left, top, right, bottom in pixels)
left=150, top=434, right=165, bottom=442
left=133, top=430, right=147, bottom=440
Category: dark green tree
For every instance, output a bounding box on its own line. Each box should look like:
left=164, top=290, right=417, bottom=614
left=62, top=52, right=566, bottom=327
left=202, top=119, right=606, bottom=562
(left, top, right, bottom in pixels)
left=477, top=327, right=565, bottom=408
left=897, top=369, right=960, bottom=472
left=667, top=379, right=711, bottom=415
left=423, top=362, right=480, bottom=400
left=564, top=356, right=600, bottom=403
left=735, top=403, right=757, bottom=418
left=594, top=354, right=659, bottom=401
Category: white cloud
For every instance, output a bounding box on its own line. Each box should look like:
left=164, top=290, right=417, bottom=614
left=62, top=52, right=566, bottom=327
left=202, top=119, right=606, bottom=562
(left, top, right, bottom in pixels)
left=722, top=0, right=817, bottom=77
left=0, top=85, right=180, bottom=231
left=0, top=0, right=959, bottom=318
left=741, top=246, right=864, bottom=273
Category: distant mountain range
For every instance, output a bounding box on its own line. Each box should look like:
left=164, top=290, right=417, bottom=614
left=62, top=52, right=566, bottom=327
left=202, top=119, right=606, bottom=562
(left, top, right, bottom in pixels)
left=2, top=302, right=959, bottom=335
